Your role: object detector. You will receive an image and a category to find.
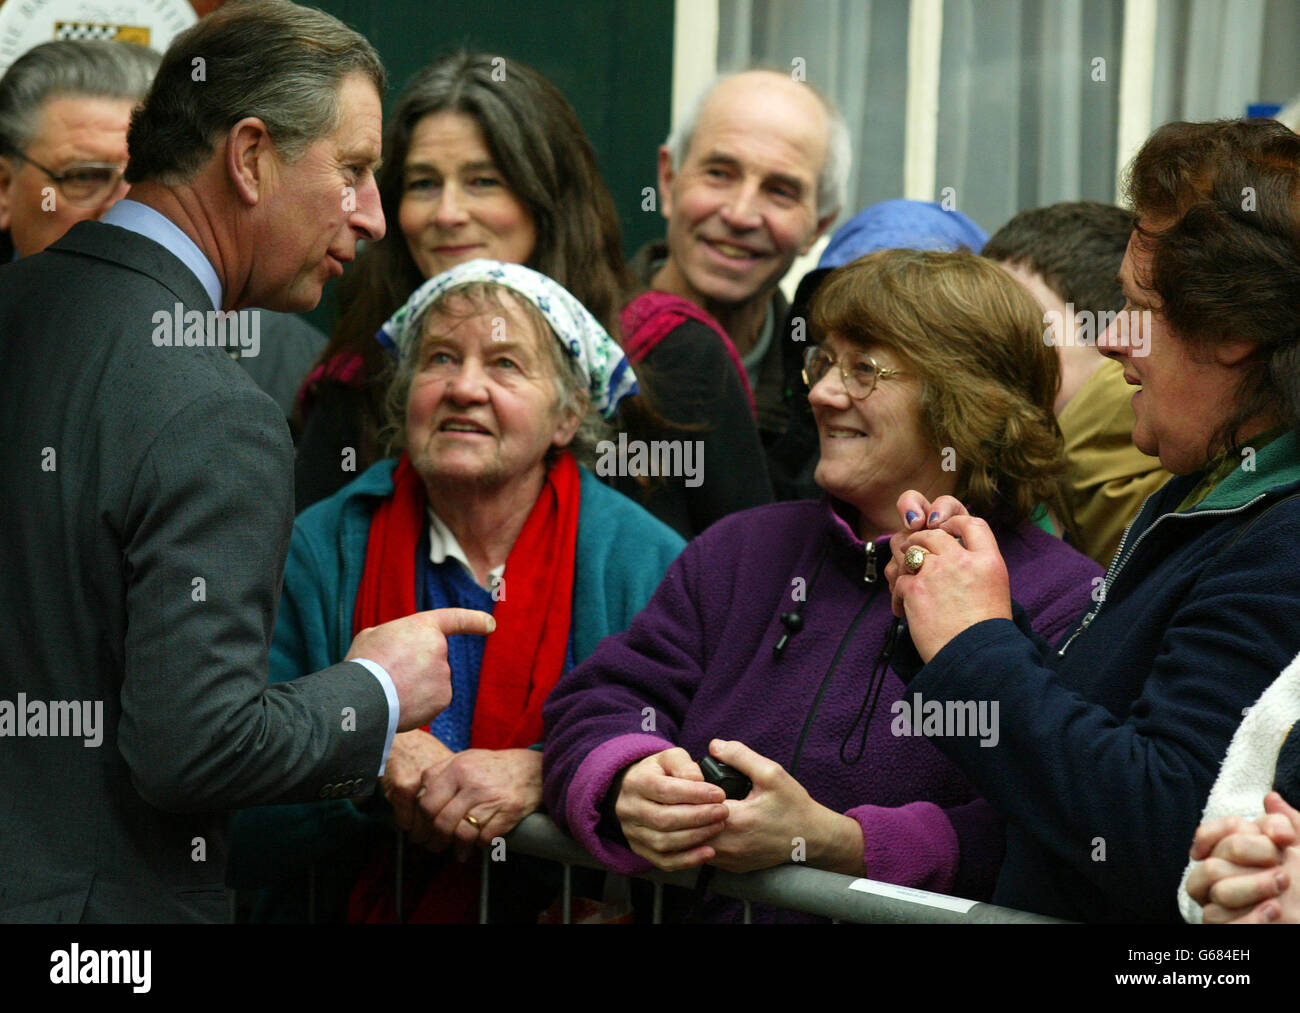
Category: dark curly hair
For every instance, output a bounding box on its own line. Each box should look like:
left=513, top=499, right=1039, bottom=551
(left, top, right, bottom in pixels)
left=1123, top=118, right=1300, bottom=454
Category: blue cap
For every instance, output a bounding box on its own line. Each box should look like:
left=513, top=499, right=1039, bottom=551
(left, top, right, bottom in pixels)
left=818, top=198, right=989, bottom=270
left=1246, top=103, right=1283, bottom=119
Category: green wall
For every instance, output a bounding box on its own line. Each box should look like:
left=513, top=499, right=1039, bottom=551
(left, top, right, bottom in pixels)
left=303, top=0, right=676, bottom=336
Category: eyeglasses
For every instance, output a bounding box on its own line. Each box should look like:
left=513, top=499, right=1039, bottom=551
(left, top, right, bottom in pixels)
left=6, top=151, right=127, bottom=207
left=802, top=345, right=906, bottom=399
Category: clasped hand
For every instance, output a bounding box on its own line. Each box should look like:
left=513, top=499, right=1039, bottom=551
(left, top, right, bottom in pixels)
left=1186, top=791, right=1300, bottom=923
left=613, top=739, right=853, bottom=874
left=883, top=492, right=1012, bottom=663
left=381, top=729, right=542, bottom=862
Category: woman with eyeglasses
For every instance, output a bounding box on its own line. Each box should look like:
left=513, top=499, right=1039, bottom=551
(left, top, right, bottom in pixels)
left=541, top=248, right=1100, bottom=922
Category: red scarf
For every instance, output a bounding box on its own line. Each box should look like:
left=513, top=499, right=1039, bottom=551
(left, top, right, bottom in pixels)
left=347, top=451, right=580, bottom=920
left=621, top=291, right=756, bottom=415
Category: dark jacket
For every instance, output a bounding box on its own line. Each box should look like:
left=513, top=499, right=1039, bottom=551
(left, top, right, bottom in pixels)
left=908, top=433, right=1300, bottom=921
left=0, top=222, right=389, bottom=922
left=629, top=239, right=791, bottom=447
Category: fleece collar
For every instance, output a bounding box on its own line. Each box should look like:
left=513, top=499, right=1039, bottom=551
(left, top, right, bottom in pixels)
left=1196, top=431, right=1300, bottom=512
left=821, top=495, right=893, bottom=583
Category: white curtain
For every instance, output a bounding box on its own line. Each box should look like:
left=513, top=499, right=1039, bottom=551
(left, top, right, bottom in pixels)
left=717, top=0, right=911, bottom=227
left=1153, top=0, right=1300, bottom=125
left=718, top=0, right=1300, bottom=238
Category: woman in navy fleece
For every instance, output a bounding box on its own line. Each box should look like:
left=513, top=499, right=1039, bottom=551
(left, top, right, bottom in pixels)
left=887, top=119, right=1300, bottom=922
left=542, top=250, right=1100, bottom=922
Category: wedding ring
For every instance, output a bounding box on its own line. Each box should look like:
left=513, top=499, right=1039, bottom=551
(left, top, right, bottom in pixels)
left=463, top=814, right=482, bottom=828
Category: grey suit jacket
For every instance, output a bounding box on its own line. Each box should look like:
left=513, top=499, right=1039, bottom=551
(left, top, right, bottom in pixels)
left=0, top=221, right=389, bottom=922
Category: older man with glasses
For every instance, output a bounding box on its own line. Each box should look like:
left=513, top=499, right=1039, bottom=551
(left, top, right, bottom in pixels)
left=0, top=39, right=157, bottom=261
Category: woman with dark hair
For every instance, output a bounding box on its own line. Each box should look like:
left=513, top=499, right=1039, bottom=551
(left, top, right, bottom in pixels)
left=886, top=118, right=1300, bottom=922
left=542, top=249, right=1100, bottom=922
left=295, top=52, right=769, bottom=535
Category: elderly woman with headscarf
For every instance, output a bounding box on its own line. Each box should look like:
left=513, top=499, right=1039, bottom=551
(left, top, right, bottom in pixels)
left=229, top=260, right=684, bottom=921
left=885, top=119, right=1300, bottom=922
left=542, top=248, right=1101, bottom=922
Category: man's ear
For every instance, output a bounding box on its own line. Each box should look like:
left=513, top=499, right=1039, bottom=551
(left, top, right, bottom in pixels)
left=225, top=117, right=274, bottom=207
left=798, top=207, right=837, bottom=257
left=0, top=156, right=15, bottom=231
left=656, top=145, right=675, bottom=223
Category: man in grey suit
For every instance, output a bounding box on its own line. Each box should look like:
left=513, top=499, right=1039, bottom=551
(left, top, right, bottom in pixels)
left=0, top=1, right=492, bottom=922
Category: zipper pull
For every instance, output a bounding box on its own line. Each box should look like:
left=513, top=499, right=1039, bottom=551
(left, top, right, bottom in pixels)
left=864, top=543, right=878, bottom=583
left=1057, top=610, right=1095, bottom=657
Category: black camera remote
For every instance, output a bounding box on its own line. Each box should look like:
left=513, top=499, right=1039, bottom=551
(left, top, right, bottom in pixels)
left=698, top=755, right=752, bottom=800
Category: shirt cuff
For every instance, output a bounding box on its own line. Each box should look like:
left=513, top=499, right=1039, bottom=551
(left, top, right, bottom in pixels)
left=350, top=658, right=399, bottom=775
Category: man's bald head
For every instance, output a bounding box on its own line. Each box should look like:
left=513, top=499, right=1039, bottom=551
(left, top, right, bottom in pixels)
left=665, top=70, right=849, bottom=220
left=654, top=69, right=848, bottom=324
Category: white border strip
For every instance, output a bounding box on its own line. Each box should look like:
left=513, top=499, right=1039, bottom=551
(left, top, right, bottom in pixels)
left=850, top=878, right=979, bottom=914
left=1116, top=0, right=1158, bottom=201
left=673, top=0, right=720, bottom=129
left=903, top=0, right=943, bottom=201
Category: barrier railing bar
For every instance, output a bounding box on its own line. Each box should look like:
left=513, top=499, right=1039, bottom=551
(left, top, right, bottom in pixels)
left=479, top=849, right=490, bottom=925
left=501, top=813, right=1066, bottom=925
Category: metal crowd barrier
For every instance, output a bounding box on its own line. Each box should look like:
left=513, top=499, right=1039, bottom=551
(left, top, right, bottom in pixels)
left=233, top=813, right=1063, bottom=924
left=457, top=813, right=1065, bottom=925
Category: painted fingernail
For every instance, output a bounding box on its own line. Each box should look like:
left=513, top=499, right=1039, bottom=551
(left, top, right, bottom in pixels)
left=929, top=512, right=940, bottom=524
left=905, top=510, right=919, bottom=525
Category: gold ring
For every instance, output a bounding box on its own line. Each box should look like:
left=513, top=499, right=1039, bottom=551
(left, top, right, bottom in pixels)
left=904, top=546, right=929, bottom=574
left=463, top=814, right=482, bottom=828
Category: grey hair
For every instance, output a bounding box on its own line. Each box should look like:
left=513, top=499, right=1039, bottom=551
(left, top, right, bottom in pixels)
left=382, top=282, right=608, bottom=469
left=125, top=0, right=385, bottom=186
left=663, top=69, right=850, bottom=222
left=0, top=40, right=159, bottom=154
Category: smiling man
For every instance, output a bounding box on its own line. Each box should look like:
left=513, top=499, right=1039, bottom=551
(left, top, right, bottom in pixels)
left=0, top=1, right=492, bottom=923
left=636, top=70, right=849, bottom=447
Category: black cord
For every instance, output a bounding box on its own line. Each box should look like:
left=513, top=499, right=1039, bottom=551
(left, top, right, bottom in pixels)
left=839, top=616, right=903, bottom=766
left=774, top=545, right=830, bottom=657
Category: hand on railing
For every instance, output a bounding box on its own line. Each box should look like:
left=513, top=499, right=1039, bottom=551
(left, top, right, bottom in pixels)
left=415, top=748, right=544, bottom=862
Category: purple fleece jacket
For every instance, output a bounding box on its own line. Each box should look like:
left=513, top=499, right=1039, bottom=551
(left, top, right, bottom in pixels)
left=542, top=497, right=1100, bottom=918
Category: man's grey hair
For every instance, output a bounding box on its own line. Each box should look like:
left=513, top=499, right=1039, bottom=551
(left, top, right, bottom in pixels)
left=125, top=0, right=385, bottom=186
left=663, top=70, right=851, bottom=222
left=0, top=41, right=159, bottom=154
